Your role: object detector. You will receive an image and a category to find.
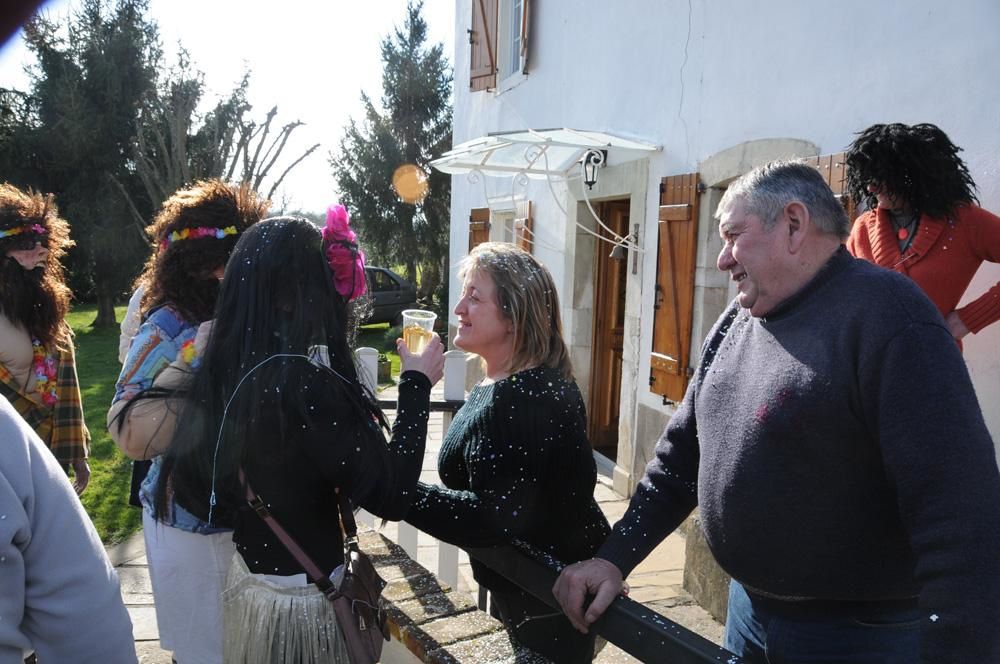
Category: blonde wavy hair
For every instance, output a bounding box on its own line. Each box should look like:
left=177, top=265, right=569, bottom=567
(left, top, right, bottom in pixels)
left=458, top=242, right=573, bottom=380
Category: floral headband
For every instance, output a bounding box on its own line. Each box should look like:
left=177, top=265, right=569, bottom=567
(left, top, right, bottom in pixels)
left=159, top=225, right=237, bottom=250
left=0, top=223, right=47, bottom=240
left=322, top=204, right=367, bottom=301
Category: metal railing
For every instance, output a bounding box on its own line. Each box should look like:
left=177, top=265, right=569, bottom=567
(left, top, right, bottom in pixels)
left=466, top=543, right=742, bottom=663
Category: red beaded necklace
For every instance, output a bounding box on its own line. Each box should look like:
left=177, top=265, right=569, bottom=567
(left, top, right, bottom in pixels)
left=891, top=210, right=919, bottom=249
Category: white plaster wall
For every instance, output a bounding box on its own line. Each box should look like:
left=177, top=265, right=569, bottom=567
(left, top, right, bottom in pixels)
left=447, top=0, right=1000, bottom=454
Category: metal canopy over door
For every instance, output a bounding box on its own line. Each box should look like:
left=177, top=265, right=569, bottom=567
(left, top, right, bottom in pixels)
left=589, top=200, right=629, bottom=460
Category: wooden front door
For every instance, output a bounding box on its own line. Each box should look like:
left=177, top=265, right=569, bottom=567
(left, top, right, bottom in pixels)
left=589, top=201, right=629, bottom=460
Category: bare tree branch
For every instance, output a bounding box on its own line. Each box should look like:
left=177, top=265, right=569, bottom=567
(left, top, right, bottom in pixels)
left=265, top=142, right=319, bottom=200
left=257, top=120, right=304, bottom=185
left=247, top=107, right=277, bottom=188
left=107, top=173, right=151, bottom=243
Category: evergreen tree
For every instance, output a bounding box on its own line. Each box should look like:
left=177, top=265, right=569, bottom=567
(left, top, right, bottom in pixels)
left=13, top=0, right=161, bottom=325
left=332, top=0, right=452, bottom=302
left=0, top=0, right=318, bottom=326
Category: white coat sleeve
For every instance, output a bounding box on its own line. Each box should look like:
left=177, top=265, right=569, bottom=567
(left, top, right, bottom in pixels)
left=0, top=399, right=137, bottom=663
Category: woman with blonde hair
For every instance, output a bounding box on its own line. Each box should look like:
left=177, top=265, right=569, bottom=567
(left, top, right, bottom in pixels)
left=405, top=242, right=610, bottom=663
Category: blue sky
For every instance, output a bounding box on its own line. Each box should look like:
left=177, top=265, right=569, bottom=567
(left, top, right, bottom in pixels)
left=0, top=0, right=456, bottom=213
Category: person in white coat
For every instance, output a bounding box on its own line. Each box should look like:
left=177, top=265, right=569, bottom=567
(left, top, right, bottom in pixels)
left=0, top=397, right=137, bottom=663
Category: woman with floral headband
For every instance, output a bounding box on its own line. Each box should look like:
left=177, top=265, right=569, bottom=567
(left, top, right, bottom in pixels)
left=108, top=179, right=268, bottom=664
left=0, top=183, right=90, bottom=494
left=128, top=210, right=443, bottom=662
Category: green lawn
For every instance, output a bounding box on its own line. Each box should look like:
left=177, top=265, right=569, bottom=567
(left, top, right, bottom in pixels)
left=68, top=308, right=403, bottom=544
left=357, top=322, right=403, bottom=380
left=67, top=305, right=140, bottom=545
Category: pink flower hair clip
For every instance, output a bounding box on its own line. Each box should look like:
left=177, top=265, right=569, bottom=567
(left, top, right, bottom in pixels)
left=322, top=204, right=367, bottom=301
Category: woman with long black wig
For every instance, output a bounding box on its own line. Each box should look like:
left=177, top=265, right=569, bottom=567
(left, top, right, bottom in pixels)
left=845, top=122, right=1000, bottom=346
left=151, top=214, right=442, bottom=663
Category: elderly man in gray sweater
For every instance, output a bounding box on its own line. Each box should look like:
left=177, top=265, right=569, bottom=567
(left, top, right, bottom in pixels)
left=554, top=160, right=1000, bottom=663
left=0, top=397, right=136, bottom=663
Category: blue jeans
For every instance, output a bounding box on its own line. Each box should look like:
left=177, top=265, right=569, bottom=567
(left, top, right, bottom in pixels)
left=724, top=581, right=922, bottom=664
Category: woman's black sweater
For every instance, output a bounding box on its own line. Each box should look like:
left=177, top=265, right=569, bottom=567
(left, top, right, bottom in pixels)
left=406, top=365, right=610, bottom=593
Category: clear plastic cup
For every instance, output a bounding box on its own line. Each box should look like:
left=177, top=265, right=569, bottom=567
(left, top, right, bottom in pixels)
left=401, top=309, right=436, bottom=354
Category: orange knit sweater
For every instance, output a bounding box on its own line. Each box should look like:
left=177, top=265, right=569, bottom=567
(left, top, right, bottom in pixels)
left=847, top=204, right=1000, bottom=335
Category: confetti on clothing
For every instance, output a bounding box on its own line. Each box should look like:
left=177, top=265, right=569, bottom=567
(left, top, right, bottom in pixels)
left=406, top=365, right=610, bottom=594
left=208, top=366, right=433, bottom=576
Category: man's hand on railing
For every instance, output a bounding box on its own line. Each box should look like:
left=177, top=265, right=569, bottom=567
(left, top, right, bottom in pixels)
left=552, top=557, right=624, bottom=634
left=397, top=335, right=445, bottom=385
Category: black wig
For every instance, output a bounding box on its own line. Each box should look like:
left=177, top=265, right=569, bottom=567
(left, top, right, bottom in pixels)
left=845, top=123, right=978, bottom=219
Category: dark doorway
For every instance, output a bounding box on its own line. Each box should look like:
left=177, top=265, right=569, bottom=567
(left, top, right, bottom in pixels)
left=588, top=200, right=629, bottom=461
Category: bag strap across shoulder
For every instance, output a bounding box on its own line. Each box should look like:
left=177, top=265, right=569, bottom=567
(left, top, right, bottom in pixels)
left=238, top=468, right=349, bottom=598
left=337, top=488, right=358, bottom=543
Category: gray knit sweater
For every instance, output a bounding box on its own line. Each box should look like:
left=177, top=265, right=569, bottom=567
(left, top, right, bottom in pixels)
left=598, top=247, right=1000, bottom=661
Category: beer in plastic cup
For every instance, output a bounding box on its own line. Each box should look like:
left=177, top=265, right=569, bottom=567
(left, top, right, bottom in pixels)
left=401, top=309, right=436, bottom=354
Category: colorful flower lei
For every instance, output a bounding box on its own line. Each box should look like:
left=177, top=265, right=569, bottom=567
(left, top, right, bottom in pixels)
left=31, top=338, right=58, bottom=408
left=322, top=204, right=367, bottom=301
left=159, top=225, right=237, bottom=250
left=0, top=223, right=47, bottom=240
left=179, top=338, right=197, bottom=365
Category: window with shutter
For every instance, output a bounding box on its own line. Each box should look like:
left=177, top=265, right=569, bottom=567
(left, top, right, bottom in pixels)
left=804, top=152, right=856, bottom=221
left=649, top=173, right=701, bottom=403
left=470, top=0, right=499, bottom=91
left=513, top=200, right=532, bottom=252
left=518, top=0, right=531, bottom=74
left=497, top=0, right=529, bottom=80
left=469, top=207, right=491, bottom=251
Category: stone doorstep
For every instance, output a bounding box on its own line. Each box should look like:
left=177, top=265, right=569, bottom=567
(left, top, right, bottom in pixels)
left=361, top=530, right=529, bottom=663
left=425, top=630, right=550, bottom=664
left=134, top=640, right=174, bottom=664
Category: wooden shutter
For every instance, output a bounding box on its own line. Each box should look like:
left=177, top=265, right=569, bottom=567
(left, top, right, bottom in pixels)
left=805, top=152, right=856, bottom=221
left=469, top=208, right=491, bottom=251
left=513, top=200, right=532, bottom=252
left=519, top=0, right=531, bottom=74
left=650, top=173, right=701, bottom=403
left=470, top=0, right=498, bottom=91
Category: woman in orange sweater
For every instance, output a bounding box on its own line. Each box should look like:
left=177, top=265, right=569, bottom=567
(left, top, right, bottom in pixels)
left=845, top=123, right=1000, bottom=344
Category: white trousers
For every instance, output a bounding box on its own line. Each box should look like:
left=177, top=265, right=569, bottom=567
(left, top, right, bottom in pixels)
left=143, top=511, right=234, bottom=664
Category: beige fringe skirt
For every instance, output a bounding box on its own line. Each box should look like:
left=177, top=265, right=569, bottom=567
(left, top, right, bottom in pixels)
left=222, top=553, right=351, bottom=663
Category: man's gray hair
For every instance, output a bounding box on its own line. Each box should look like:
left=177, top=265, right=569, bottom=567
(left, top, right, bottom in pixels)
left=716, top=160, right=850, bottom=239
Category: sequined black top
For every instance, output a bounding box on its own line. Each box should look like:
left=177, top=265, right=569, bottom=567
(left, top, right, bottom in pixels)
left=227, top=367, right=431, bottom=576
left=406, top=365, right=610, bottom=593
